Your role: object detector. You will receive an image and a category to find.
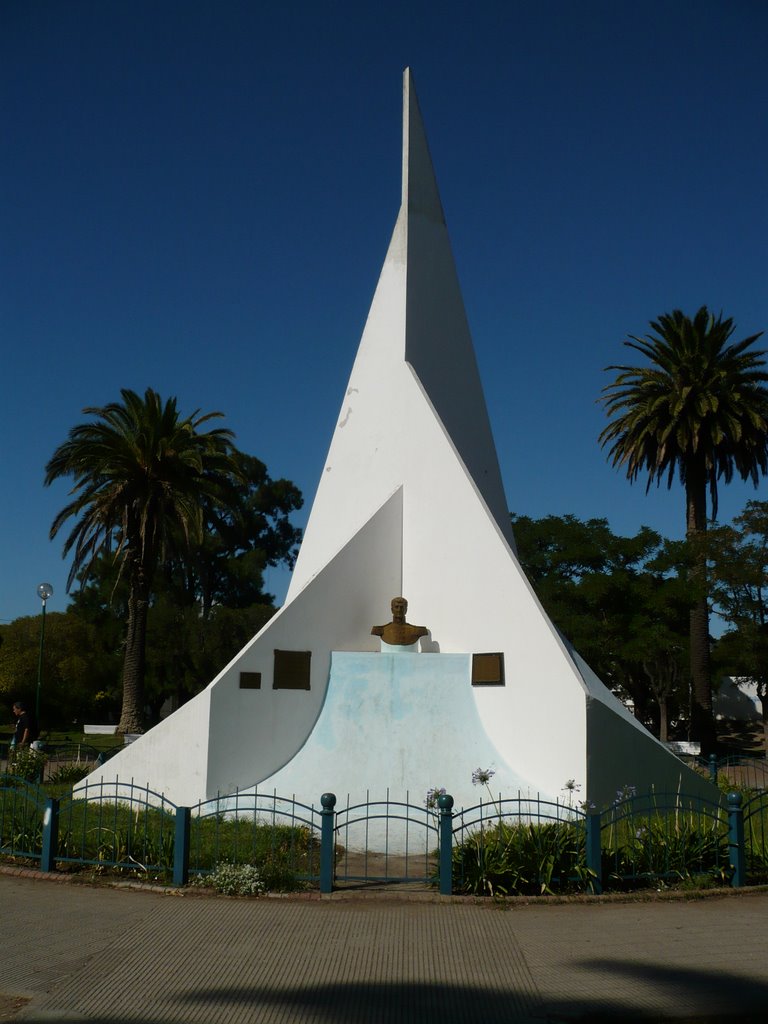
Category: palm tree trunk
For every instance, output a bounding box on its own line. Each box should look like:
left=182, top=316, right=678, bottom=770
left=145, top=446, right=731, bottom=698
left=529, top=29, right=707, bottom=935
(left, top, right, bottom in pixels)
left=686, top=467, right=716, bottom=754
left=659, top=697, right=669, bottom=744
left=118, top=564, right=150, bottom=734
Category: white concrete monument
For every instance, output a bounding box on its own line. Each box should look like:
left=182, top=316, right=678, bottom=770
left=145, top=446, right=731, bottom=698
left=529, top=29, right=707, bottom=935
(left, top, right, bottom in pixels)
left=86, top=70, right=712, bottom=811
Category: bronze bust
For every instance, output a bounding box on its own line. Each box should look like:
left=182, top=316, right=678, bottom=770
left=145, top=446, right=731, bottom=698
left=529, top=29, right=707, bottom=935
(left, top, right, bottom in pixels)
left=371, top=597, right=428, bottom=647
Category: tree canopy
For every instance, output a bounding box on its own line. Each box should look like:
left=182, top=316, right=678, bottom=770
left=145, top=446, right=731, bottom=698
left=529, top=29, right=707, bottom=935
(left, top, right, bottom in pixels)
left=512, top=512, right=690, bottom=738
left=44, top=388, right=298, bottom=733
left=599, top=307, right=768, bottom=752
left=0, top=611, right=115, bottom=728
left=154, top=450, right=302, bottom=618
left=709, top=501, right=768, bottom=748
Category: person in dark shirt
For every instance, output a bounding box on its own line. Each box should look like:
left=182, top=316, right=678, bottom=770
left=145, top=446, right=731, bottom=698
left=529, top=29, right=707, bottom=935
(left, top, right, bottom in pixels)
left=12, top=701, right=38, bottom=748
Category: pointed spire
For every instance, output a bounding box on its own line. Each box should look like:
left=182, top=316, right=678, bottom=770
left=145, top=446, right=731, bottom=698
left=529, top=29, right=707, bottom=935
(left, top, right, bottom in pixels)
left=402, top=68, right=445, bottom=224
left=287, top=68, right=515, bottom=598
left=400, top=71, right=513, bottom=542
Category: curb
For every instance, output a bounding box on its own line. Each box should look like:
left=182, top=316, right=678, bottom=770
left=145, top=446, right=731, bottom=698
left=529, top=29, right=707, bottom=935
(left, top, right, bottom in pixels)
left=3, top=861, right=768, bottom=906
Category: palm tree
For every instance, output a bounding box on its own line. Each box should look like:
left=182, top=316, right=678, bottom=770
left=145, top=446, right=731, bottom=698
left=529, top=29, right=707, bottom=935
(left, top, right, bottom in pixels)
left=45, top=388, right=240, bottom=734
left=599, top=307, right=768, bottom=753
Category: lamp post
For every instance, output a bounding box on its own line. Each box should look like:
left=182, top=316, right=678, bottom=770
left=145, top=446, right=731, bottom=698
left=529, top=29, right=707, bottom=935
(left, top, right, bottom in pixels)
left=36, top=583, right=53, bottom=725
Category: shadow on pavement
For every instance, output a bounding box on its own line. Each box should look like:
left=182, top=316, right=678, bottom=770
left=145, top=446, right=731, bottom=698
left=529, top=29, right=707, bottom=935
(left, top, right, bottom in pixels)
left=10, top=964, right=768, bottom=1023
left=545, top=958, right=768, bottom=1021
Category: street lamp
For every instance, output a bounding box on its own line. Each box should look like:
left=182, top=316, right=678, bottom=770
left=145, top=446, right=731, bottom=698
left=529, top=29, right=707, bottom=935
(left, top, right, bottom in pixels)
left=36, top=583, right=53, bottom=725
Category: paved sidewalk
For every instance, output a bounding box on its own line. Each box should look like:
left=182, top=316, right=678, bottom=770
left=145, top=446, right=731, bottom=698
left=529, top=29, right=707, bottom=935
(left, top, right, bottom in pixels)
left=1, top=873, right=767, bottom=1022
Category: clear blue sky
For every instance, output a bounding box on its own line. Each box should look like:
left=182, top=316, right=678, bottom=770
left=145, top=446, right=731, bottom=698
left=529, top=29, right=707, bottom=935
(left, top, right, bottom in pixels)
left=2, top=1, right=767, bottom=623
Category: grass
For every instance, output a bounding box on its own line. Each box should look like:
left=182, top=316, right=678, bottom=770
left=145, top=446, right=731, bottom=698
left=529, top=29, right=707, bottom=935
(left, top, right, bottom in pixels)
left=189, top=812, right=319, bottom=874
left=3, top=769, right=768, bottom=896
left=41, top=730, right=124, bottom=753
left=1, top=774, right=320, bottom=890
left=2, top=729, right=125, bottom=753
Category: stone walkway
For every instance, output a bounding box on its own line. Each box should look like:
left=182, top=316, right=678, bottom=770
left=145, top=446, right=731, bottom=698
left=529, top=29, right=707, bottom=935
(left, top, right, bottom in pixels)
left=2, top=871, right=767, bottom=1022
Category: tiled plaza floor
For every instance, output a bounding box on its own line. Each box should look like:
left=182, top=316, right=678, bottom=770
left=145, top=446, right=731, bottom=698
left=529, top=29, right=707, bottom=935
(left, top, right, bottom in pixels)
left=2, top=871, right=767, bottom=1022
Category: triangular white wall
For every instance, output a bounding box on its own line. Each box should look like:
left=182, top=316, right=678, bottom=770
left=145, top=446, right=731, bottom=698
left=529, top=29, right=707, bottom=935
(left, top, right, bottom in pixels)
left=86, top=69, right=714, bottom=811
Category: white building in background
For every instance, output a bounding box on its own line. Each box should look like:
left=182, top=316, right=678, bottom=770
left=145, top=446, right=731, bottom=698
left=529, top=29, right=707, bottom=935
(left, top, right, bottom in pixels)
left=85, top=70, right=714, bottom=813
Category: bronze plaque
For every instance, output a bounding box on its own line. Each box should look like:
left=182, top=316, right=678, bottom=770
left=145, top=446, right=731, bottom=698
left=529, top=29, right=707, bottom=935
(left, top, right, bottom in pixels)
left=472, top=652, right=505, bottom=686
left=239, top=672, right=262, bottom=690
left=273, top=649, right=312, bottom=690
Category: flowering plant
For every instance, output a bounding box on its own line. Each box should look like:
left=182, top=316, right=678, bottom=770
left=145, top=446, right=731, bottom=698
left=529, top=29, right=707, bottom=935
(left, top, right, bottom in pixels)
left=560, top=779, right=595, bottom=812
left=614, top=784, right=638, bottom=806
left=472, top=766, right=496, bottom=787
left=472, top=766, right=503, bottom=818
left=194, top=862, right=265, bottom=897
left=8, top=746, right=47, bottom=782
left=425, top=786, right=447, bottom=811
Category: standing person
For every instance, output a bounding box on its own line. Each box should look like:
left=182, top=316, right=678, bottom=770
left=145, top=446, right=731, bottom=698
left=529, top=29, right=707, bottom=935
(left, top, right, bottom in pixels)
left=11, top=701, right=38, bottom=748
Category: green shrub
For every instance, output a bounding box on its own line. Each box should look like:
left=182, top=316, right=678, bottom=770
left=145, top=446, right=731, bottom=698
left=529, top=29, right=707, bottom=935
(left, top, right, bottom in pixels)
left=189, top=814, right=319, bottom=878
left=0, top=783, right=45, bottom=857
left=7, top=748, right=47, bottom=782
left=53, top=797, right=176, bottom=879
left=47, top=763, right=91, bottom=786
left=257, top=857, right=306, bottom=892
left=452, top=819, right=595, bottom=896
left=601, top=806, right=730, bottom=890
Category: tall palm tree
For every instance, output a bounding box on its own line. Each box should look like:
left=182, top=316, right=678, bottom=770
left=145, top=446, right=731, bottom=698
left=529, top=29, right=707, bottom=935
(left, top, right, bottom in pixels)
left=45, top=388, right=240, bottom=734
left=599, top=307, right=768, bottom=753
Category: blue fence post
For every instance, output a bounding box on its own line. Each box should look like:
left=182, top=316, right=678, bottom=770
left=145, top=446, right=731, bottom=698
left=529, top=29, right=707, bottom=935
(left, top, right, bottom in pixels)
left=727, top=792, right=745, bottom=887
left=320, top=793, right=336, bottom=894
left=173, top=807, right=191, bottom=887
left=585, top=809, right=602, bottom=894
left=40, top=797, right=59, bottom=872
left=709, top=753, right=718, bottom=786
left=438, top=793, right=454, bottom=896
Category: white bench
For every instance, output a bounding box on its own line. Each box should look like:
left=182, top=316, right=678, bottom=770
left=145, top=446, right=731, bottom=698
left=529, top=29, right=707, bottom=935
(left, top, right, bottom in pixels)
left=83, top=725, right=118, bottom=735
left=664, top=740, right=701, bottom=756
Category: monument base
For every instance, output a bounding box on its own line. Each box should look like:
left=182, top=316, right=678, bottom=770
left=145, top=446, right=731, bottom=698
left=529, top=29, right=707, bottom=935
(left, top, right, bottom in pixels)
left=257, top=651, right=538, bottom=851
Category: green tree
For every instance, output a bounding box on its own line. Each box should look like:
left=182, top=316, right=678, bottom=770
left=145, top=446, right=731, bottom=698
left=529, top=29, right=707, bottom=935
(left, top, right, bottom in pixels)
left=599, top=308, right=768, bottom=752
left=512, top=513, right=690, bottom=737
left=709, top=500, right=768, bottom=749
left=67, top=447, right=302, bottom=718
left=157, top=450, right=302, bottom=619
left=0, top=611, right=117, bottom=728
left=143, top=599, right=275, bottom=718
left=641, top=645, right=684, bottom=744
left=45, top=388, right=241, bottom=734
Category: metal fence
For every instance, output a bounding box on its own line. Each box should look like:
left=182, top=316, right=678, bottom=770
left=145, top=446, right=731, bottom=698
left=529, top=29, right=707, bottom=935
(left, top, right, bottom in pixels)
left=600, top=790, right=729, bottom=890
left=450, top=794, right=591, bottom=895
left=0, top=774, right=46, bottom=863
left=53, top=778, right=177, bottom=876
left=187, top=789, right=323, bottom=886
left=2, top=774, right=767, bottom=895
left=691, top=753, right=768, bottom=791
left=0, top=742, right=114, bottom=784
left=714, top=756, right=768, bottom=793
left=332, top=791, right=439, bottom=887
left=43, top=743, right=105, bottom=780
left=743, top=790, right=768, bottom=885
